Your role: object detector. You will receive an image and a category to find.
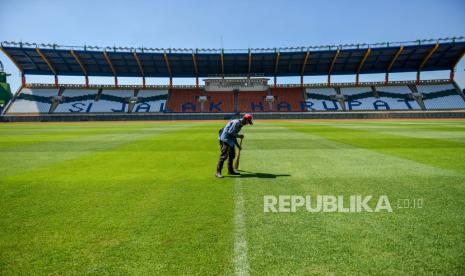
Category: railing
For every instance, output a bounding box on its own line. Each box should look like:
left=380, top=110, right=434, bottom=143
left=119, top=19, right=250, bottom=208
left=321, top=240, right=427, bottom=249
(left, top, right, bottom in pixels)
left=3, top=36, right=464, bottom=54
left=23, top=79, right=453, bottom=91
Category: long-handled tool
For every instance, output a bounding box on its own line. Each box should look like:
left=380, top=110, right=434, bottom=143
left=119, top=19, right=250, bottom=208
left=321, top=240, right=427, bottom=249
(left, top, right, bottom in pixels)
left=234, top=137, right=243, bottom=170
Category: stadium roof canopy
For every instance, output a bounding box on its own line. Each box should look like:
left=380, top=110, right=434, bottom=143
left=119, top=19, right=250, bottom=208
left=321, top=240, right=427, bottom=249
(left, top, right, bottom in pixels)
left=1, top=38, right=465, bottom=78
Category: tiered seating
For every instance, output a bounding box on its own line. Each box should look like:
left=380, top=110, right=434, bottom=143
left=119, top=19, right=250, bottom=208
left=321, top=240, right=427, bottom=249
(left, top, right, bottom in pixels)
left=305, top=88, right=341, bottom=111
left=55, top=89, right=98, bottom=113
left=373, top=86, right=420, bottom=110
left=21, top=88, right=59, bottom=97
left=270, top=88, right=305, bottom=112
left=91, top=89, right=132, bottom=112
left=237, top=91, right=270, bottom=112
left=6, top=88, right=58, bottom=113
left=417, top=84, right=465, bottom=109
left=165, top=89, right=234, bottom=112
left=205, top=92, right=234, bottom=112
left=417, top=84, right=454, bottom=93
left=376, top=86, right=411, bottom=94
left=133, top=90, right=168, bottom=112
left=91, top=101, right=128, bottom=112
left=166, top=89, right=203, bottom=112
left=6, top=82, right=464, bottom=114
left=341, top=87, right=380, bottom=110
left=102, top=89, right=134, bottom=97
left=7, top=100, right=51, bottom=113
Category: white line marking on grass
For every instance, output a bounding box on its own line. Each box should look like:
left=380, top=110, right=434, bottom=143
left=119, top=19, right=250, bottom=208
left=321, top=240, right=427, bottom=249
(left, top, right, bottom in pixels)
left=234, top=181, right=250, bottom=276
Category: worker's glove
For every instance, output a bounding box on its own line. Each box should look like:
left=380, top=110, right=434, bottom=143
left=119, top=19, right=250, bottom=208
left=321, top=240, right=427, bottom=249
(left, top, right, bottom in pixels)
left=238, top=134, right=244, bottom=139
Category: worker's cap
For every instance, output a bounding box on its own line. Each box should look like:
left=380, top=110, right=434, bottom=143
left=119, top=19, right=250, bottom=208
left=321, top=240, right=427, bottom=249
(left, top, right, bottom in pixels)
left=243, top=113, right=253, bottom=125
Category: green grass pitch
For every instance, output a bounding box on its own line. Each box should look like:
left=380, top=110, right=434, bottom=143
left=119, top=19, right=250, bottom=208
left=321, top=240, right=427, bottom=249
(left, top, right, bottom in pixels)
left=1, top=119, right=464, bottom=275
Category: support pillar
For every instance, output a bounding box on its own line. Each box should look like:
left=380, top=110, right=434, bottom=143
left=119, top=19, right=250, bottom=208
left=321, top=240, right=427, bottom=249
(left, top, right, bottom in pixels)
left=54, top=75, right=59, bottom=87
left=196, top=77, right=199, bottom=88
left=300, top=75, right=304, bottom=87
left=142, top=77, right=146, bottom=88
left=115, top=77, right=118, bottom=87
left=169, top=77, right=173, bottom=88
left=21, top=73, right=26, bottom=87
left=85, top=76, right=89, bottom=87
left=416, top=71, right=420, bottom=84
left=327, top=75, right=331, bottom=87
left=384, top=73, right=389, bottom=85
left=450, top=69, right=455, bottom=82
left=355, top=74, right=359, bottom=86
left=274, top=76, right=277, bottom=87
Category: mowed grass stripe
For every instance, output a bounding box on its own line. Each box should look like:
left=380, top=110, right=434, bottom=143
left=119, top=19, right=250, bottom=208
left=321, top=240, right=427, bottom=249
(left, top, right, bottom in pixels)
left=0, top=122, right=235, bottom=275
left=309, top=120, right=465, bottom=144
left=237, top=122, right=465, bottom=274
left=282, top=120, right=465, bottom=174
left=0, top=123, right=194, bottom=177
left=233, top=181, right=250, bottom=276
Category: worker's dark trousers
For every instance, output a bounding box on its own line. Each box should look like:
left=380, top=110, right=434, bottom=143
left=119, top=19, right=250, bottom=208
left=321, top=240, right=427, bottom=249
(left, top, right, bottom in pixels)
left=217, top=141, right=236, bottom=173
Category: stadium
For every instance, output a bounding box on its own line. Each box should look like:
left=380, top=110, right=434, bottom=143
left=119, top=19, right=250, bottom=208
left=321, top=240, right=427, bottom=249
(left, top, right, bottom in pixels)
left=1, top=1, right=465, bottom=275
left=1, top=38, right=465, bottom=121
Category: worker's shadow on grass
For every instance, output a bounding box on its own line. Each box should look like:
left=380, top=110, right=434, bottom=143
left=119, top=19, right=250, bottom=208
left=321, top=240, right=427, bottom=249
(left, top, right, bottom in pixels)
left=226, top=170, right=291, bottom=179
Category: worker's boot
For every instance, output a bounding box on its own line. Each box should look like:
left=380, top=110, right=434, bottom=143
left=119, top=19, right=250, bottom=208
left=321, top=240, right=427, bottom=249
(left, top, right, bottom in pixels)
left=216, top=160, right=224, bottom=178
left=228, top=162, right=240, bottom=175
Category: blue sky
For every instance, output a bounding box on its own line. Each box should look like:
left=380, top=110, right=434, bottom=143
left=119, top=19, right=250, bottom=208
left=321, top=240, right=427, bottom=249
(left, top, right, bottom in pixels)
left=1, top=0, right=464, bottom=90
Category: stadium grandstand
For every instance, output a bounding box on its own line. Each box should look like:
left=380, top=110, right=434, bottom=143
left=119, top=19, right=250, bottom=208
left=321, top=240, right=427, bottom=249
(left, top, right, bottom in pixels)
left=1, top=37, right=465, bottom=121
left=0, top=61, right=13, bottom=114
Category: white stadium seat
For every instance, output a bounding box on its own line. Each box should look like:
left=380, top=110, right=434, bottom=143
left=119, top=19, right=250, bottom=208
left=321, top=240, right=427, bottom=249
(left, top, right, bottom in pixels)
left=56, top=99, right=128, bottom=113
left=417, top=84, right=465, bottom=109
left=373, top=97, right=420, bottom=110
left=21, top=88, right=59, bottom=97
left=305, top=88, right=341, bottom=111
left=345, top=97, right=419, bottom=110
left=55, top=100, right=95, bottom=113
left=340, top=87, right=372, bottom=96
left=340, top=87, right=419, bottom=110
left=8, top=100, right=51, bottom=113
left=416, top=84, right=455, bottom=93
left=6, top=87, right=57, bottom=113
left=61, top=89, right=98, bottom=97
left=133, top=90, right=168, bottom=112
left=304, top=98, right=342, bottom=111
left=133, top=101, right=165, bottom=112
left=341, top=87, right=375, bottom=110
left=91, top=100, right=128, bottom=112
left=424, top=96, right=465, bottom=109
left=376, top=86, right=411, bottom=94
left=345, top=97, right=381, bottom=110
left=137, top=90, right=168, bottom=98
left=101, top=90, right=134, bottom=97
left=55, top=89, right=99, bottom=113
left=306, top=88, right=337, bottom=96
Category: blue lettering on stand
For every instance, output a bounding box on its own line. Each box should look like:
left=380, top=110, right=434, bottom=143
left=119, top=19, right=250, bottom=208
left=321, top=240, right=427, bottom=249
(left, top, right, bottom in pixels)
left=398, top=99, right=413, bottom=109
left=277, top=102, right=291, bottom=112
left=111, top=102, right=127, bottom=112
left=251, top=102, right=264, bottom=112
left=135, top=103, right=150, bottom=112
left=301, top=101, right=314, bottom=111
left=373, top=100, right=390, bottom=110
left=182, top=102, right=196, bottom=112
left=69, top=102, right=91, bottom=112
left=348, top=100, right=361, bottom=110
left=158, top=102, right=165, bottom=112
left=323, top=101, right=339, bottom=111
left=209, top=102, right=223, bottom=112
